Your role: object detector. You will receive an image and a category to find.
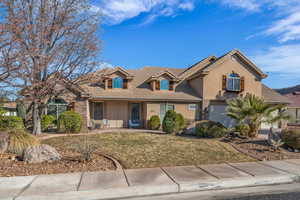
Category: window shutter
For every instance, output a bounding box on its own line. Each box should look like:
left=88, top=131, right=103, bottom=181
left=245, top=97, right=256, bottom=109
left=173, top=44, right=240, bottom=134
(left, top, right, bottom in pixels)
left=241, top=76, right=245, bottom=92
left=107, top=79, right=112, bottom=89
left=169, top=81, right=174, bottom=91
left=123, top=79, right=128, bottom=89
left=155, top=80, right=160, bottom=90
left=222, top=75, right=227, bottom=90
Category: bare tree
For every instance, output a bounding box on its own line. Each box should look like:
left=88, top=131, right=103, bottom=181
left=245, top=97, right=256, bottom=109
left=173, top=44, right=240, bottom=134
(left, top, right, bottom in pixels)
left=0, top=0, right=100, bottom=135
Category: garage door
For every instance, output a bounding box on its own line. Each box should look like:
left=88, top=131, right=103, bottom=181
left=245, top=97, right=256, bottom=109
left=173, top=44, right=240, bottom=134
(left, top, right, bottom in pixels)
left=208, top=104, right=236, bottom=128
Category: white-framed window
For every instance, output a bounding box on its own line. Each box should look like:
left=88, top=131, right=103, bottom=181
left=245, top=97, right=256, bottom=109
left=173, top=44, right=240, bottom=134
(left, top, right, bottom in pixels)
left=227, top=73, right=241, bottom=92
left=188, top=104, right=197, bottom=111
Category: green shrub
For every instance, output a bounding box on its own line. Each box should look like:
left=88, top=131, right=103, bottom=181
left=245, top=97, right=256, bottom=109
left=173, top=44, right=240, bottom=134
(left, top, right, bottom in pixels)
left=58, top=111, right=82, bottom=133
left=234, top=124, right=250, bottom=137
left=0, top=116, right=24, bottom=131
left=162, top=110, right=177, bottom=134
left=282, top=129, right=300, bottom=150
left=7, top=129, right=39, bottom=156
left=41, top=115, right=56, bottom=131
left=149, top=115, right=161, bottom=130
left=195, top=120, right=227, bottom=138
left=175, top=113, right=185, bottom=132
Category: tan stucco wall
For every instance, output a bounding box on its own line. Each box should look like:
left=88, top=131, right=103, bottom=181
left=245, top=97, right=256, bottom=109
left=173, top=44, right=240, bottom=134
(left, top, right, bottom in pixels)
left=189, top=76, right=204, bottom=97
left=202, top=56, right=263, bottom=100
left=105, top=101, right=129, bottom=128
left=145, top=102, right=200, bottom=128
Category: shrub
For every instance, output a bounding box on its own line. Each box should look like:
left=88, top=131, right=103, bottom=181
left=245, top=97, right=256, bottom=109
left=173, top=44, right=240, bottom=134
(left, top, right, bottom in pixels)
left=175, top=113, right=185, bottom=132
left=234, top=124, right=250, bottom=137
left=282, top=129, right=300, bottom=150
left=72, top=136, right=97, bottom=161
left=41, top=115, right=56, bottom=131
left=195, top=120, right=227, bottom=138
left=7, top=130, right=39, bottom=156
left=0, top=116, right=24, bottom=131
left=162, top=110, right=177, bottom=134
left=149, top=115, right=161, bottom=130
left=58, top=111, right=82, bottom=133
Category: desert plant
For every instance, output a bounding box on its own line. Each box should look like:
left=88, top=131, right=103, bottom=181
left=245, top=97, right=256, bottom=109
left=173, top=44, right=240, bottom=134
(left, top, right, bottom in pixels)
left=234, top=124, right=250, bottom=137
left=7, top=130, right=39, bottom=156
left=270, top=138, right=284, bottom=151
left=149, top=115, right=161, bottom=130
left=175, top=113, right=185, bottom=133
left=195, top=120, right=227, bottom=138
left=0, top=116, right=24, bottom=131
left=72, top=136, right=98, bottom=161
left=282, top=129, right=300, bottom=150
left=41, top=115, right=56, bottom=131
left=58, top=111, right=82, bottom=133
left=227, top=94, right=289, bottom=138
left=162, top=110, right=177, bottom=134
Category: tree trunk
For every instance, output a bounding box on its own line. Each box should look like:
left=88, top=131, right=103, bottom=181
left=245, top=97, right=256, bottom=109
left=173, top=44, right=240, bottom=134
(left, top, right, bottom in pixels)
left=32, top=102, right=42, bottom=135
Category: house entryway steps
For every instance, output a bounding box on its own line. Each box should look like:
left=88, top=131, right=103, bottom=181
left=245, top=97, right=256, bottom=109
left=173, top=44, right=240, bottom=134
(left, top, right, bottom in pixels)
left=1, top=159, right=300, bottom=200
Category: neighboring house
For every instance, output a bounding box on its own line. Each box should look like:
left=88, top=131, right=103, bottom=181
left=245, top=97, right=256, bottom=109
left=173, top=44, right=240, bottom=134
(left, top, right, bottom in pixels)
left=277, top=85, right=300, bottom=124
left=41, top=49, right=290, bottom=130
left=1, top=101, right=17, bottom=116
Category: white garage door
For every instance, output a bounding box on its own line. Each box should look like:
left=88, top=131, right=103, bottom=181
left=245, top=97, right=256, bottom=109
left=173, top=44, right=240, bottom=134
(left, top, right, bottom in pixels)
left=208, top=104, right=236, bottom=128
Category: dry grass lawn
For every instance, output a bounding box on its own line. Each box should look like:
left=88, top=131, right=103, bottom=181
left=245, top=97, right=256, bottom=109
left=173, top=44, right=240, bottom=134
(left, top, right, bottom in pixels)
left=43, top=132, right=255, bottom=169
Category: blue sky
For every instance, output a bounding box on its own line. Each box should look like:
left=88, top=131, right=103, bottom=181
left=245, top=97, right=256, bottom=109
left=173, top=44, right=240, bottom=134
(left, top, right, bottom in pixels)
left=92, top=0, right=300, bottom=89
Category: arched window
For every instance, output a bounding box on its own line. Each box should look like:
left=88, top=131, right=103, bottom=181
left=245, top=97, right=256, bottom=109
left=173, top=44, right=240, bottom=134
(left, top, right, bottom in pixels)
left=160, top=79, right=169, bottom=90
left=227, top=73, right=241, bottom=91
left=47, top=98, right=68, bottom=120
left=113, top=77, right=123, bottom=88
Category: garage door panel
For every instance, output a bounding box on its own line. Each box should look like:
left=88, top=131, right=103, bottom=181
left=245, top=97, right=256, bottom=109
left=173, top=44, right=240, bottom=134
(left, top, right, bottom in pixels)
left=208, top=104, right=236, bottom=128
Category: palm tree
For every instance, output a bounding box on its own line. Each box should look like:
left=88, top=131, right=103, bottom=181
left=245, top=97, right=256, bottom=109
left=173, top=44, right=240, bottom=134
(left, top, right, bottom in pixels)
left=226, top=94, right=290, bottom=138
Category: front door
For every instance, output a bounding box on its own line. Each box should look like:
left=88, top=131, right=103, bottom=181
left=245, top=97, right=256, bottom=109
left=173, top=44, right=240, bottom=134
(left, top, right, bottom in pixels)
left=130, top=103, right=140, bottom=123
left=93, top=102, right=103, bottom=120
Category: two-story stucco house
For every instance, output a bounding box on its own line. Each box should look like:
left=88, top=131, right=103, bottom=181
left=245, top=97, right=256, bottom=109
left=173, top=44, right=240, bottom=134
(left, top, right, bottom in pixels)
left=45, top=50, right=290, bottom=130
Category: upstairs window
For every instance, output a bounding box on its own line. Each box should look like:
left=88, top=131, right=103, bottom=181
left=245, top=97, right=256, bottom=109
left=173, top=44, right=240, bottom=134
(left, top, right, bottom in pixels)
left=227, top=73, right=241, bottom=92
left=160, top=79, right=169, bottom=90
left=112, top=77, right=123, bottom=89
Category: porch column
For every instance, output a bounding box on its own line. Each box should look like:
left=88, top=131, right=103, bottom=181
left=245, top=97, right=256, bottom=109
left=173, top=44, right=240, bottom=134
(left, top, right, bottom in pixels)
left=86, top=100, right=90, bottom=128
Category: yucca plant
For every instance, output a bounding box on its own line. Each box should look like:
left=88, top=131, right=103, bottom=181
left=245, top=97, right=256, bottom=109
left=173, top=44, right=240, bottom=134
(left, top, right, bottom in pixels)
left=227, top=94, right=290, bottom=138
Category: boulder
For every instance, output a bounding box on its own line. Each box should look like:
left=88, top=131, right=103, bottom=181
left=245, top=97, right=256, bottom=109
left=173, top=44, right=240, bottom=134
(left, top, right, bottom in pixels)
left=183, top=122, right=197, bottom=135
left=23, top=144, right=61, bottom=163
left=0, top=132, right=9, bottom=153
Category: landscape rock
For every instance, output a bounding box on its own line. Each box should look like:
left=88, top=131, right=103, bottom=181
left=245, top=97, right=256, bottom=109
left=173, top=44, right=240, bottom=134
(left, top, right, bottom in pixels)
left=0, top=132, right=9, bottom=153
left=183, top=122, right=197, bottom=135
left=23, top=144, right=61, bottom=163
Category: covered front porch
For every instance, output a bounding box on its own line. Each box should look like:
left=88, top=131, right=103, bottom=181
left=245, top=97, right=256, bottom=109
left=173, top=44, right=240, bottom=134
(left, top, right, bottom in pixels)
left=87, top=100, right=146, bottom=129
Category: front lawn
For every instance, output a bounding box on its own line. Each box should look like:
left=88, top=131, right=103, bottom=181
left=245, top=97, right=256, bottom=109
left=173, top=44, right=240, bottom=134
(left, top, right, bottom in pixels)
left=44, top=132, right=255, bottom=168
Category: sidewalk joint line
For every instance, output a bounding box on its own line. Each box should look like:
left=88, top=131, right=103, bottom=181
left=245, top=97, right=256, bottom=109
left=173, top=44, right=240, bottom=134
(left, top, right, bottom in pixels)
left=258, top=162, right=297, bottom=176
left=160, top=167, right=180, bottom=192
left=122, top=168, right=130, bottom=187
left=76, top=172, right=84, bottom=191
left=13, top=175, right=39, bottom=200
left=225, top=163, right=255, bottom=177
left=196, top=166, right=220, bottom=179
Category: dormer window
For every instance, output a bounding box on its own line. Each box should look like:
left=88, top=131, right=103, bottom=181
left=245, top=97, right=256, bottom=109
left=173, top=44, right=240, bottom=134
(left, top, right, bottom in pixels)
left=113, top=77, right=123, bottom=89
left=227, top=73, right=240, bottom=92
left=160, top=79, right=170, bottom=90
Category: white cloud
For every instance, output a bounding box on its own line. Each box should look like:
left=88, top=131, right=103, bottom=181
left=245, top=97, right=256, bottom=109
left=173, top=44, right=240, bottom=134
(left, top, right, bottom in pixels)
left=217, top=0, right=260, bottom=12
left=251, top=44, right=300, bottom=76
left=94, top=0, right=195, bottom=25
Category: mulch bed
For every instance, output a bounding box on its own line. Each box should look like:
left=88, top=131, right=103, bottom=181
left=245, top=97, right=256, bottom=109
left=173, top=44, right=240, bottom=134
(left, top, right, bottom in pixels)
left=0, top=147, right=116, bottom=177
left=226, top=138, right=300, bottom=161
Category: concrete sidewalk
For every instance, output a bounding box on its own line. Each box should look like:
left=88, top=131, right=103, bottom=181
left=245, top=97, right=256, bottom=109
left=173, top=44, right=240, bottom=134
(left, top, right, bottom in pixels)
left=1, top=159, right=300, bottom=200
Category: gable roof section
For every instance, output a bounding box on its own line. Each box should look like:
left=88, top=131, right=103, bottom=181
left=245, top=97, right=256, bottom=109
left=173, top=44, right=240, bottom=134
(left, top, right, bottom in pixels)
left=187, top=50, right=268, bottom=80
left=145, top=70, right=180, bottom=83
left=103, top=67, right=134, bottom=79
left=262, top=84, right=291, bottom=104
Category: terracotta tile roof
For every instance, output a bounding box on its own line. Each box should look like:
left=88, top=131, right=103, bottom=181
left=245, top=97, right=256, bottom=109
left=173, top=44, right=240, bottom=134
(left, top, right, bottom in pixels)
left=1, top=102, right=17, bottom=109
left=262, top=84, right=291, bottom=104
left=81, top=66, right=202, bottom=102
